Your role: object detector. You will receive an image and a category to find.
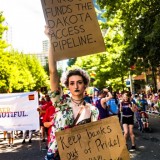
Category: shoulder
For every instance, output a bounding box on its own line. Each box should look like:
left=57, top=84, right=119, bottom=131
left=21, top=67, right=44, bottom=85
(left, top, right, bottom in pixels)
left=86, top=103, right=99, bottom=121
left=100, top=97, right=107, bottom=103
left=49, top=87, right=64, bottom=105
left=86, top=102, right=99, bottom=113
left=120, top=101, right=124, bottom=104
left=48, top=106, right=55, bottom=113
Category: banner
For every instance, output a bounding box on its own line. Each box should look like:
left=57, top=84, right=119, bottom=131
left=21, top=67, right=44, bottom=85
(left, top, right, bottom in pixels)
left=0, top=91, right=40, bottom=131
left=41, top=0, right=105, bottom=61
left=56, top=116, right=130, bottom=160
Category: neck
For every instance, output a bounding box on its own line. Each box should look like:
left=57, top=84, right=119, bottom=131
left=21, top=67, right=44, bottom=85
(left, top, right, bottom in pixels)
left=71, top=95, right=84, bottom=101
left=71, top=97, right=84, bottom=106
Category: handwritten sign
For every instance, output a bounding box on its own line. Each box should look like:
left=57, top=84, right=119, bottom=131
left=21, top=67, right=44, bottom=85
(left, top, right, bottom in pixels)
left=55, top=116, right=130, bottom=160
left=41, top=0, right=105, bottom=61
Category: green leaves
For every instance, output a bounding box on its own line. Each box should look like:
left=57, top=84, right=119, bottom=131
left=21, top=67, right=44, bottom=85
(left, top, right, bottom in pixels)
left=0, top=50, right=49, bottom=93
left=0, top=12, right=49, bottom=93
left=97, top=0, right=160, bottom=67
left=95, top=0, right=160, bottom=90
left=0, top=12, right=8, bottom=51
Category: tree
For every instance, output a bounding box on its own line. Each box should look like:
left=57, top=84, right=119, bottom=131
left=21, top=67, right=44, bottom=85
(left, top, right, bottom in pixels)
left=67, top=58, right=77, bottom=67
left=0, top=12, right=49, bottom=93
left=0, top=12, right=8, bottom=51
left=70, top=49, right=129, bottom=90
left=0, top=50, right=49, bottom=93
left=97, top=0, right=160, bottom=91
left=69, top=8, right=129, bottom=90
left=24, top=54, right=48, bottom=91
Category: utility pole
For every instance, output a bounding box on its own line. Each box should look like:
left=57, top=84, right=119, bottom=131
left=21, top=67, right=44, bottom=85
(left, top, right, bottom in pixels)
left=129, top=71, right=135, bottom=94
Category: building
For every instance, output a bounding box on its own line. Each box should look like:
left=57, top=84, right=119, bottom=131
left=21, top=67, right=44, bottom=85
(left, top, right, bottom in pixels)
left=33, top=53, right=48, bottom=67
left=42, top=40, right=49, bottom=54
left=29, top=52, right=65, bottom=71
left=3, top=21, right=12, bottom=44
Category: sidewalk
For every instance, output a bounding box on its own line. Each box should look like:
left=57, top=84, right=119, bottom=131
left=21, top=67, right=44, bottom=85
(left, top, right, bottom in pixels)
left=130, top=114, right=160, bottom=160
left=0, top=131, right=46, bottom=160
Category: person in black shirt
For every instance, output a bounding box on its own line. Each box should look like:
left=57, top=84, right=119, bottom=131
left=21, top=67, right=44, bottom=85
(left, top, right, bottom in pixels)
left=120, top=93, right=136, bottom=151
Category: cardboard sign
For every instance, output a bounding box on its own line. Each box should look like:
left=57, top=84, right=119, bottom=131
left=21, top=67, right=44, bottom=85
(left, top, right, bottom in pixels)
left=41, top=0, right=105, bottom=61
left=55, top=116, right=130, bottom=160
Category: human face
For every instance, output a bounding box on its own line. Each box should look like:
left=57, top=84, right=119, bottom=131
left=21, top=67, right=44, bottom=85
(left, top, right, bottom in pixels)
left=141, top=113, right=145, bottom=118
left=68, top=75, right=86, bottom=98
left=123, top=94, right=128, bottom=101
left=94, top=91, right=98, bottom=96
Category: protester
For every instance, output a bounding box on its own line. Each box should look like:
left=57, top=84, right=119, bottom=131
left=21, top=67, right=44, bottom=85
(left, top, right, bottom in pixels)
left=6, top=131, right=14, bottom=147
left=22, top=130, right=32, bottom=144
left=92, top=89, right=99, bottom=106
left=120, top=93, right=136, bottom=151
left=37, top=94, right=52, bottom=142
left=3, top=131, right=7, bottom=140
left=139, top=94, right=148, bottom=111
left=44, top=25, right=99, bottom=160
left=95, top=89, right=112, bottom=119
left=135, top=95, right=143, bottom=132
left=43, top=104, right=55, bottom=148
left=107, top=91, right=120, bottom=116
left=83, top=91, right=92, bottom=103
left=141, top=111, right=149, bottom=132
left=152, top=94, right=160, bottom=113
left=146, top=94, right=154, bottom=112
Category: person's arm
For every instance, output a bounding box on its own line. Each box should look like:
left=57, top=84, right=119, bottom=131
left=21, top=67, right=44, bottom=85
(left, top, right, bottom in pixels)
left=129, top=102, right=136, bottom=112
left=37, top=106, right=43, bottom=116
left=48, top=43, right=59, bottom=92
left=105, top=92, right=112, bottom=102
left=100, top=92, right=113, bottom=109
left=44, top=121, right=52, bottom=128
left=44, top=26, right=59, bottom=92
left=119, top=102, right=123, bottom=112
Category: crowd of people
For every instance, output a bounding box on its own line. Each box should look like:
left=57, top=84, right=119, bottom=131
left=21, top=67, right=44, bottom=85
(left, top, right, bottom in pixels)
left=36, top=86, right=160, bottom=159
left=1, top=89, right=159, bottom=151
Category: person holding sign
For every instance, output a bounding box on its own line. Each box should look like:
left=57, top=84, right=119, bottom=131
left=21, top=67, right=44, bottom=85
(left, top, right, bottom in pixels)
left=44, top=26, right=99, bottom=160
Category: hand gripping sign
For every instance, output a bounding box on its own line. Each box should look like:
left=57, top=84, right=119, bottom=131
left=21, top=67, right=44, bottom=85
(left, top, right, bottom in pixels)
left=55, top=116, right=130, bottom=160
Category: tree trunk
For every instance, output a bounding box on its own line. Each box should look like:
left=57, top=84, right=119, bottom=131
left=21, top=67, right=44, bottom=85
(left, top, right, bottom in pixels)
left=151, top=66, right=157, bottom=92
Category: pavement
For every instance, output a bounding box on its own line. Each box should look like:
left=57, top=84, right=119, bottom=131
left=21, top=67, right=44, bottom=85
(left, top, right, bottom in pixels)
left=0, top=131, right=46, bottom=160
left=129, top=113, right=160, bottom=160
left=0, top=113, right=160, bottom=160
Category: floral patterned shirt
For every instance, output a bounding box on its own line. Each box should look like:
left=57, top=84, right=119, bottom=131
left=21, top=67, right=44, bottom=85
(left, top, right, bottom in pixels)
left=47, top=90, right=99, bottom=154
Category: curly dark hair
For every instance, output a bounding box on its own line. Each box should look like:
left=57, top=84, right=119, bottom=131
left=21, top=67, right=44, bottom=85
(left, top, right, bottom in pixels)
left=63, top=69, right=90, bottom=87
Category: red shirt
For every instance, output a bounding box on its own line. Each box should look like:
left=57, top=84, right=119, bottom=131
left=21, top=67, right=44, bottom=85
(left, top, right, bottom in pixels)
left=40, top=101, right=52, bottom=119
left=39, top=99, right=46, bottom=105
left=43, top=106, right=55, bottom=144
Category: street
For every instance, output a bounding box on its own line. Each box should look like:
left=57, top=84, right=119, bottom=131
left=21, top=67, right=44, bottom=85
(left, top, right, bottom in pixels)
left=0, top=114, right=160, bottom=160
left=0, top=131, right=46, bottom=160
left=130, top=113, right=160, bottom=160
